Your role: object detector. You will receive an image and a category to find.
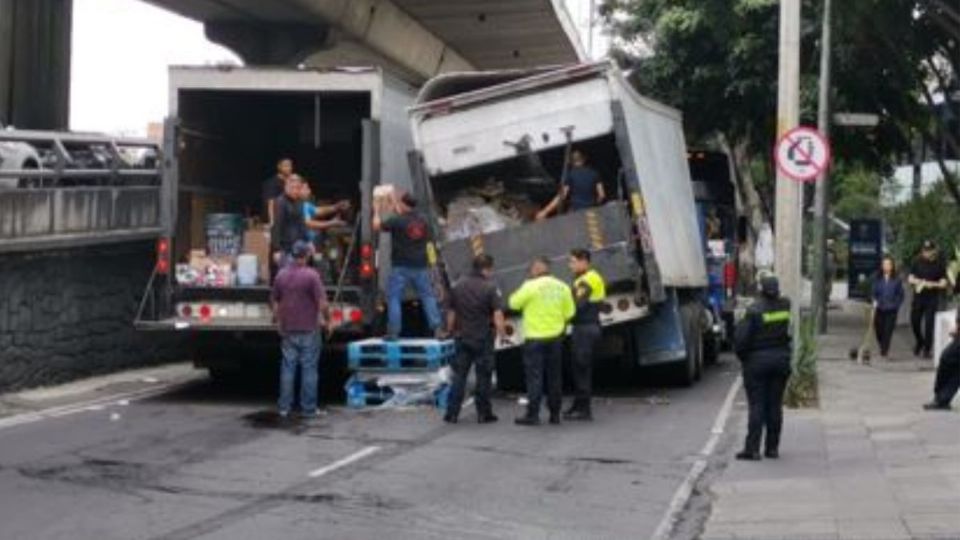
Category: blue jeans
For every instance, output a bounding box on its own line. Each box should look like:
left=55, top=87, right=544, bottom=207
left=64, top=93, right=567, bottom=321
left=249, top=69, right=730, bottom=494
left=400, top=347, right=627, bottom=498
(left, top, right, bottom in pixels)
left=386, top=266, right=442, bottom=337
left=278, top=331, right=321, bottom=414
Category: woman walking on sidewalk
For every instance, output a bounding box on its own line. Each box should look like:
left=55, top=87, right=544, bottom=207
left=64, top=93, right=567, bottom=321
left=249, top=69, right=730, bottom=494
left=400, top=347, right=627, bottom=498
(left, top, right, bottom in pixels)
left=872, top=256, right=905, bottom=361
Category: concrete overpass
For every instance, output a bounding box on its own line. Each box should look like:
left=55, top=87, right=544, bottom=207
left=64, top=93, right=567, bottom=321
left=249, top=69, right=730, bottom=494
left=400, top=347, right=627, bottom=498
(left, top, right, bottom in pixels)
left=145, top=0, right=585, bottom=81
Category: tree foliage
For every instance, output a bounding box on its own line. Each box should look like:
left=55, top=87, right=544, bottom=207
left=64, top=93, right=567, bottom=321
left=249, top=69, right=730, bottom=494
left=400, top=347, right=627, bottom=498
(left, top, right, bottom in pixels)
left=603, top=0, right=960, bottom=209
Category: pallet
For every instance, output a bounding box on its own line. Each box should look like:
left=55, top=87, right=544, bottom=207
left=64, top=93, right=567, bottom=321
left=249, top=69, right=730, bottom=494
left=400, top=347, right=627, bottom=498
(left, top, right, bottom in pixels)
left=344, top=375, right=450, bottom=409
left=347, top=338, right=456, bottom=371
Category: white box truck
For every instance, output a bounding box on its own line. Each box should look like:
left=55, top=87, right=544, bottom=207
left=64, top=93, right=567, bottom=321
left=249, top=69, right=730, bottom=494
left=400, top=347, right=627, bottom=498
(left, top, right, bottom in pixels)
left=135, top=65, right=418, bottom=378
left=407, top=62, right=712, bottom=385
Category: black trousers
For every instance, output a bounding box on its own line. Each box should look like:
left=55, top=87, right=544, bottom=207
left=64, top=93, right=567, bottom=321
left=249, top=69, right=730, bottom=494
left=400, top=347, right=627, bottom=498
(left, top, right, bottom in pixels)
left=911, top=299, right=938, bottom=355
left=571, top=324, right=601, bottom=411
left=933, top=340, right=960, bottom=407
left=523, top=338, right=563, bottom=419
left=742, top=355, right=791, bottom=454
left=873, top=309, right=898, bottom=356
left=446, top=340, right=494, bottom=420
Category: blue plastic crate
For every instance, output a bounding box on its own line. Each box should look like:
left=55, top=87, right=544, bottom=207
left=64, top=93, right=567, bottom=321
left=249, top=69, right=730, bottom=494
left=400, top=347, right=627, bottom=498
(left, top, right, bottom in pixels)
left=344, top=375, right=394, bottom=408
left=347, top=338, right=456, bottom=371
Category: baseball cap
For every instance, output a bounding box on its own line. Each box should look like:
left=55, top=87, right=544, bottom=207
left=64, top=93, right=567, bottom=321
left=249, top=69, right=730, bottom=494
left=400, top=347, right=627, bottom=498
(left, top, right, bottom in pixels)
left=292, top=240, right=311, bottom=258
left=760, top=275, right=780, bottom=296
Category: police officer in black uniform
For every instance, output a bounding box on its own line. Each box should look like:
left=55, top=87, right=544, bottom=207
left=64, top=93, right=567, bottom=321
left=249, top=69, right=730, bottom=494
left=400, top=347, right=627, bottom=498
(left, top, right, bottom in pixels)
left=734, top=275, right=792, bottom=460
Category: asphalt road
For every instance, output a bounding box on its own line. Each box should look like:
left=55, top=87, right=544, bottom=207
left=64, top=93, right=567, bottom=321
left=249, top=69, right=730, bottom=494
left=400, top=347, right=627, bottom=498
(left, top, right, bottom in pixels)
left=0, top=357, right=740, bottom=540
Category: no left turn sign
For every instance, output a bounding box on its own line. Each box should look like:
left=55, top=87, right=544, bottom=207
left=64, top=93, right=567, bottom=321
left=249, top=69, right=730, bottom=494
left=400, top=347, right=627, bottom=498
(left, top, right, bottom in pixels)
left=774, top=126, right=831, bottom=182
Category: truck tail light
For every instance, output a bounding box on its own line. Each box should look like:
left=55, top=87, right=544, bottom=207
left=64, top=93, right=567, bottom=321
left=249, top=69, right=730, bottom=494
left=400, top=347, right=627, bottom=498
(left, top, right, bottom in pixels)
left=330, top=308, right=343, bottom=324
left=199, top=304, right=212, bottom=320
left=181, top=305, right=192, bottom=318
left=349, top=308, right=363, bottom=324
left=360, top=262, right=374, bottom=279
left=360, top=243, right=373, bottom=260
left=723, top=261, right=737, bottom=290
left=156, top=237, right=170, bottom=275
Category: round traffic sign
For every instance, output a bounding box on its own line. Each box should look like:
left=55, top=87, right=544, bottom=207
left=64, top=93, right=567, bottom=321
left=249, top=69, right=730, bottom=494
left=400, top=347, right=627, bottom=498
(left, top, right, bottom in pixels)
left=774, top=126, right=831, bottom=182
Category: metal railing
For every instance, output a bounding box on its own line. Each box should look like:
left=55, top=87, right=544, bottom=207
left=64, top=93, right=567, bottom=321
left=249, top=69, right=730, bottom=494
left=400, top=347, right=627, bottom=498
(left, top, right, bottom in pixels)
left=0, top=129, right=165, bottom=253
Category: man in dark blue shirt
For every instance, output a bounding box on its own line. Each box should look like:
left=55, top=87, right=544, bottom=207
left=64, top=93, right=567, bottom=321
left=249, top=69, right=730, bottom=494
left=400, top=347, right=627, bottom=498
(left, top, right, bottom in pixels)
left=537, top=149, right=606, bottom=220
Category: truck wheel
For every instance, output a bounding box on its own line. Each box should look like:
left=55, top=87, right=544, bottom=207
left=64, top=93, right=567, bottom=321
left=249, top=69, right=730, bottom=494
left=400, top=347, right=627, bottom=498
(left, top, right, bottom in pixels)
left=669, top=304, right=699, bottom=387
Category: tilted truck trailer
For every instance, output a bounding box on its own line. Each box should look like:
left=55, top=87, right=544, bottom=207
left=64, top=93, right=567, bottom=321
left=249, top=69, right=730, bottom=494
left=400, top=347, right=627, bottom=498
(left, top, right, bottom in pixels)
left=135, top=66, right=418, bottom=377
left=407, top=61, right=712, bottom=385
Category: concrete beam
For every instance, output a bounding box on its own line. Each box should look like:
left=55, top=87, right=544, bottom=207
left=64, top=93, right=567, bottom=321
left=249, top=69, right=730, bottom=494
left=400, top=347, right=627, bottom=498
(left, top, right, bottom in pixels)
left=287, top=0, right=474, bottom=79
left=204, top=21, right=332, bottom=66
left=0, top=0, right=72, bottom=129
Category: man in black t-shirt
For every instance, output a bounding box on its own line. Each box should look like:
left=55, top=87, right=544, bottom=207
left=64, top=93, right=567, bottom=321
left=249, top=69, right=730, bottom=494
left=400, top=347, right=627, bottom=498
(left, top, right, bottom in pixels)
left=443, top=254, right=506, bottom=424
left=536, top=149, right=606, bottom=220
left=908, top=240, right=949, bottom=358
left=373, top=192, right=443, bottom=338
left=263, top=158, right=293, bottom=225
left=271, top=174, right=309, bottom=271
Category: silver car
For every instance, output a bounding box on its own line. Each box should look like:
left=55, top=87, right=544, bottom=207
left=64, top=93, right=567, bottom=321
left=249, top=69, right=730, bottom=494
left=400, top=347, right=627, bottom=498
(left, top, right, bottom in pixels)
left=0, top=125, right=42, bottom=188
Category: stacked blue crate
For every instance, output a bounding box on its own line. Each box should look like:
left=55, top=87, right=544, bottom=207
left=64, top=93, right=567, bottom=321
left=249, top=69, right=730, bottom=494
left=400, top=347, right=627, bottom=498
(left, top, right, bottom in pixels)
left=345, top=338, right=456, bottom=409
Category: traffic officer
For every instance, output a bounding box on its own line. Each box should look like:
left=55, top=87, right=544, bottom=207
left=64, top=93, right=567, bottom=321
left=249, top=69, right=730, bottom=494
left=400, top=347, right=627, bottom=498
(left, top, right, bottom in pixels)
left=564, top=248, right=606, bottom=421
left=443, top=254, right=507, bottom=424
left=509, top=256, right=576, bottom=426
left=734, top=275, right=792, bottom=460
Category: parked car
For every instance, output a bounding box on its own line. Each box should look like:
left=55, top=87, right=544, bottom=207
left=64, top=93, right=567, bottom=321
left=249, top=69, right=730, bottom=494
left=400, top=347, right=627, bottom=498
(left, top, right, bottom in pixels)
left=0, top=124, right=43, bottom=188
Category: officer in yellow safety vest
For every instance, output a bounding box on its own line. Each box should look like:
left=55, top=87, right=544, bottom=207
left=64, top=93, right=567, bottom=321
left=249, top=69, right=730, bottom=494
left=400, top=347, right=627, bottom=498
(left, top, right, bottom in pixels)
left=509, top=256, right=576, bottom=426
left=565, top=248, right=607, bottom=421
left=734, top=275, right=792, bottom=461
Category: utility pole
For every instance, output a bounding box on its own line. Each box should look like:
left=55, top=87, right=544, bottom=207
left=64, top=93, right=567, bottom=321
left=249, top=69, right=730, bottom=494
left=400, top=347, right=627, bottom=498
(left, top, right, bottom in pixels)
left=811, top=0, right=833, bottom=334
left=775, top=0, right=803, bottom=344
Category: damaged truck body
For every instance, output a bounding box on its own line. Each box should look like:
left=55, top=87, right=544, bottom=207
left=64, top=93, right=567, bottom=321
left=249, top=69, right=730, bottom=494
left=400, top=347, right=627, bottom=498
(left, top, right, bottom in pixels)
left=408, top=62, right=712, bottom=385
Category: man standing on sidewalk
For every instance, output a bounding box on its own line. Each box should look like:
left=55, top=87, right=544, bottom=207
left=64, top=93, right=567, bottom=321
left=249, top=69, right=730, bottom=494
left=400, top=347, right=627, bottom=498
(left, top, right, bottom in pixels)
left=271, top=240, right=329, bottom=418
left=509, top=257, right=576, bottom=426
left=443, top=254, right=506, bottom=424
left=908, top=240, right=949, bottom=359
left=734, top=275, right=792, bottom=460
left=924, top=308, right=960, bottom=411
left=564, top=248, right=606, bottom=421
left=373, top=192, right=443, bottom=339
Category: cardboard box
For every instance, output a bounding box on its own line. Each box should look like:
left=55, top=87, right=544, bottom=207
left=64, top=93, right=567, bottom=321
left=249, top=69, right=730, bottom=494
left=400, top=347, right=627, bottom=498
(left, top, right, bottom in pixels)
left=243, top=226, right=271, bottom=284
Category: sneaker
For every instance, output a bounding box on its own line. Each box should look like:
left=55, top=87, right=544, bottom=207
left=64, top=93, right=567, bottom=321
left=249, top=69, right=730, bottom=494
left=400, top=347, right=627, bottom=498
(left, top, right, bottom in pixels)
left=735, top=451, right=761, bottom=461
left=477, top=414, right=498, bottom=424
left=764, top=449, right=779, bottom=459
left=278, top=410, right=291, bottom=419
left=300, top=409, right=325, bottom=419
left=548, top=414, right=561, bottom=425
left=922, top=351, right=933, bottom=360
left=514, top=416, right=540, bottom=426
left=443, top=414, right=458, bottom=424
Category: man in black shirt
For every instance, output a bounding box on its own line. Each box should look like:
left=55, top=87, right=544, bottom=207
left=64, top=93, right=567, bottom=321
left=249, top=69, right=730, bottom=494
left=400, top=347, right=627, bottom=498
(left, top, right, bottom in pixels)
left=271, top=174, right=309, bottom=270
left=536, top=149, right=606, bottom=220
left=373, top=192, right=443, bottom=338
left=443, top=254, right=506, bottom=424
left=908, top=240, right=949, bottom=359
left=263, top=158, right=293, bottom=225
left=924, top=308, right=960, bottom=411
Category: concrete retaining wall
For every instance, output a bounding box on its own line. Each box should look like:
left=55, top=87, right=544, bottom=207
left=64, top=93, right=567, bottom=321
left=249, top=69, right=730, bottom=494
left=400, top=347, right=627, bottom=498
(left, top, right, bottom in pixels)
left=0, top=240, right=185, bottom=392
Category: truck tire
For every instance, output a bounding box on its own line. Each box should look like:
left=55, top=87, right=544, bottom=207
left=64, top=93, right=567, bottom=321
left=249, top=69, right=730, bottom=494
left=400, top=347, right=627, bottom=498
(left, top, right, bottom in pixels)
left=669, top=303, right=702, bottom=387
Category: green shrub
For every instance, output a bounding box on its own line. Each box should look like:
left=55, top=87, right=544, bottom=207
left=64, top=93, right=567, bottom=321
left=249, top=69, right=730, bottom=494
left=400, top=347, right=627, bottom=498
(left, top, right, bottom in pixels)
left=784, top=313, right=818, bottom=408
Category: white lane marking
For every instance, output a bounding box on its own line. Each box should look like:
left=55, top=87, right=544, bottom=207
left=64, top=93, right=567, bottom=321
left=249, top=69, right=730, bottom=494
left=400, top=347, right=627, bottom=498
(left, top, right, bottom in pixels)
left=700, top=375, right=743, bottom=457
left=308, top=446, right=381, bottom=479
left=650, top=374, right=742, bottom=540
left=0, top=380, right=194, bottom=431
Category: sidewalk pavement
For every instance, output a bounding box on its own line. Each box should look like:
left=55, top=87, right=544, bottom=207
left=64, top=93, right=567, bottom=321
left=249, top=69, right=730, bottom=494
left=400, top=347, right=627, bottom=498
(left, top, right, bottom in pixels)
left=701, top=302, right=960, bottom=540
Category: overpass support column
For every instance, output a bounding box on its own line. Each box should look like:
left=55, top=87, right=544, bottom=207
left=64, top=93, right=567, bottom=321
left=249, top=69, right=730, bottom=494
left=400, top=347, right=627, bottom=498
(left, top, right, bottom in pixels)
left=0, top=0, right=72, bottom=129
left=205, top=21, right=332, bottom=66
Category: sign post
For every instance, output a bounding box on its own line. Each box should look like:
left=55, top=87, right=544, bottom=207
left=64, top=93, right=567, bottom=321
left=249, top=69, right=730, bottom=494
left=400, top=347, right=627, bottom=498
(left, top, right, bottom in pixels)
left=774, top=126, right=831, bottom=360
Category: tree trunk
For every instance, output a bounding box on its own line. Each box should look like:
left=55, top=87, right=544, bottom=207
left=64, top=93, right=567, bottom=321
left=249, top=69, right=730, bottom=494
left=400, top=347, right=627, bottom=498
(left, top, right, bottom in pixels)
left=720, top=133, right=769, bottom=294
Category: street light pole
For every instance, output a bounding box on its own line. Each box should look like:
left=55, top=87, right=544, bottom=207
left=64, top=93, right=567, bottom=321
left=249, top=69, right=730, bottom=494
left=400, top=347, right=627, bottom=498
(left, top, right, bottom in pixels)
left=811, top=0, right=833, bottom=334
left=775, top=0, right=803, bottom=346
